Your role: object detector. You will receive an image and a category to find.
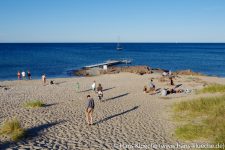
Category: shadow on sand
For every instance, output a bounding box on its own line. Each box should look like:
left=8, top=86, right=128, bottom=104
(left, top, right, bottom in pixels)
left=94, top=106, right=139, bottom=125
left=78, top=88, right=92, bottom=93
left=0, top=121, right=64, bottom=149
left=54, top=81, right=67, bottom=85
left=103, top=93, right=129, bottom=102
left=174, top=84, right=182, bottom=89
left=43, top=103, right=58, bottom=107
left=150, top=88, right=161, bottom=95
left=102, top=87, right=116, bottom=92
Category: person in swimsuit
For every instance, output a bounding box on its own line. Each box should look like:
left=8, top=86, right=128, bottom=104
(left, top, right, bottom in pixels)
left=42, top=74, right=46, bottom=85
left=17, top=71, right=21, bottom=80
left=85, top=95, right=95, bottom=125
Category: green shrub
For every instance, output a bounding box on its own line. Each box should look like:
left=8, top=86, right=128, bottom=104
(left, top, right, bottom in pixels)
left=173, top=95, right=225, bottom=148
left=0, top=118, right=25, bottom=141
left=198, top=84, right=225, bottom=93
left=175, top=124, right=205, bottom=140
left=24, top=100, right=44, bottom=108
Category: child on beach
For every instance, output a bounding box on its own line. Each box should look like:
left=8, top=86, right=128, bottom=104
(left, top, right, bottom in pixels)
left=17, top=71, right=21, bottom=80
left=91, top=81, right=96, bottom=92
left=85, top=95, right=95, bottom=125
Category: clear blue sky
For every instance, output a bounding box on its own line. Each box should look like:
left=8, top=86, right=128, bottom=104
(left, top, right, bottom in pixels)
left=0, top=0, right=225, bottom=42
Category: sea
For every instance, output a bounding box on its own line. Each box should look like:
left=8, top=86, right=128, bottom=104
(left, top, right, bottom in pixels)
left=0, top=43, right=225, bottom=80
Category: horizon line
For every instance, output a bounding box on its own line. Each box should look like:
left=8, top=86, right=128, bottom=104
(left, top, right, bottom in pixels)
left=1, top=42, right=225, bottom=44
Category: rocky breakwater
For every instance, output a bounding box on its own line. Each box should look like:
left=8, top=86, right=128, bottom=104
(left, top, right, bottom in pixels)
left=74, top=66, right=171, bottom=77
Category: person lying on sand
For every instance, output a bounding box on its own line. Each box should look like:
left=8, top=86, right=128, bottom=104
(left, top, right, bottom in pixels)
left=85, top=95, right=95, bottom=125
left=161, top=88, right=184, bottom=96
left=168, top=88, right=184, bottom=94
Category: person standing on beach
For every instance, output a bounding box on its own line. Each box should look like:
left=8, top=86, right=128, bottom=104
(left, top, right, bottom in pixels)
left=91, top=81, right=96, bottom=92
left=169, top=77, right=174, bottom=86
left=21, top=71, right=26, bottom=80
left=42, top=74, right=46, bottom=85
left=85, top=95, right=95, bottom=125
left=76, top=82, right=80, bottom=92
left=27, top=70, right=31, bottom=80
left=17, top=71, right=21, bottom=80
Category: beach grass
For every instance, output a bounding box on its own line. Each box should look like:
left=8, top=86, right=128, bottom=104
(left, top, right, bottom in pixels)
left=24, top=100, right=44, bottom=108
left=173, top=95, right=225, bottom=147
left=0, top=118, right=25, bottom=141
left=198, top=84, right=225, bottom=94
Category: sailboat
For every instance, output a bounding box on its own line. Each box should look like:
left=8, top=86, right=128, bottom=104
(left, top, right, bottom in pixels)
left=116, top=37, right=123, bottom=50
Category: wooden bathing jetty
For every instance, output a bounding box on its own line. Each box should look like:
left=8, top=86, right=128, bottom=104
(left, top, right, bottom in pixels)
left=84, top=59, right=132, bottom=69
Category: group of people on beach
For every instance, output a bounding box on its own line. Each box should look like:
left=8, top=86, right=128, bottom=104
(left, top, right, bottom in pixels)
left=17, top=71, right=47, bottom=85
left=17, top=70, right=32, bottom=80
left=143, top=71, right=185, bottom=96
left=91, top=81, right=104, bottom=100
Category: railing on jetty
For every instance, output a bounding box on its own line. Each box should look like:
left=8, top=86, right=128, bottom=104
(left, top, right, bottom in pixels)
left=84, top=59, right=132, bottom=69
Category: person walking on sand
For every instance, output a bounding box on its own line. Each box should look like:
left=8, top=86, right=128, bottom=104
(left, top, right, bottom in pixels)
left=91, top=81, right=96, bottom=92
left=27, top=70, right=31, bottom=80
left=21, top=71, right=26, bottom=80
left=17, top=71, right=21, bottom=80
left=42, top=74, right=46, bottom=85
left=97, top=84, right=103, bottom=101
left=85, top=95, right=95, bottom=125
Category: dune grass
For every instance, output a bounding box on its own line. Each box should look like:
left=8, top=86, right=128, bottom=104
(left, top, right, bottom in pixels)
left=173, top=95, right=225, bottom=148
left=198, top=84, right=225, bottom=94
left=24, top=100, right=44, bottom=108
left=0, top=118, right=25, bottom=141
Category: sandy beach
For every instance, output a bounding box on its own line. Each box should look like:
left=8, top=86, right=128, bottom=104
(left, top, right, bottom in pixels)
left=0, top=72, right=225, bottom=149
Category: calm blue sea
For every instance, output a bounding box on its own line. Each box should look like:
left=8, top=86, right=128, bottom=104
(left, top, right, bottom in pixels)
left=0, top=43, right=225, bottom=80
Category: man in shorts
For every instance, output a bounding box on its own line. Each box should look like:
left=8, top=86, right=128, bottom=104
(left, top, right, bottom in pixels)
left=85, top=95, right=95, bottom=125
